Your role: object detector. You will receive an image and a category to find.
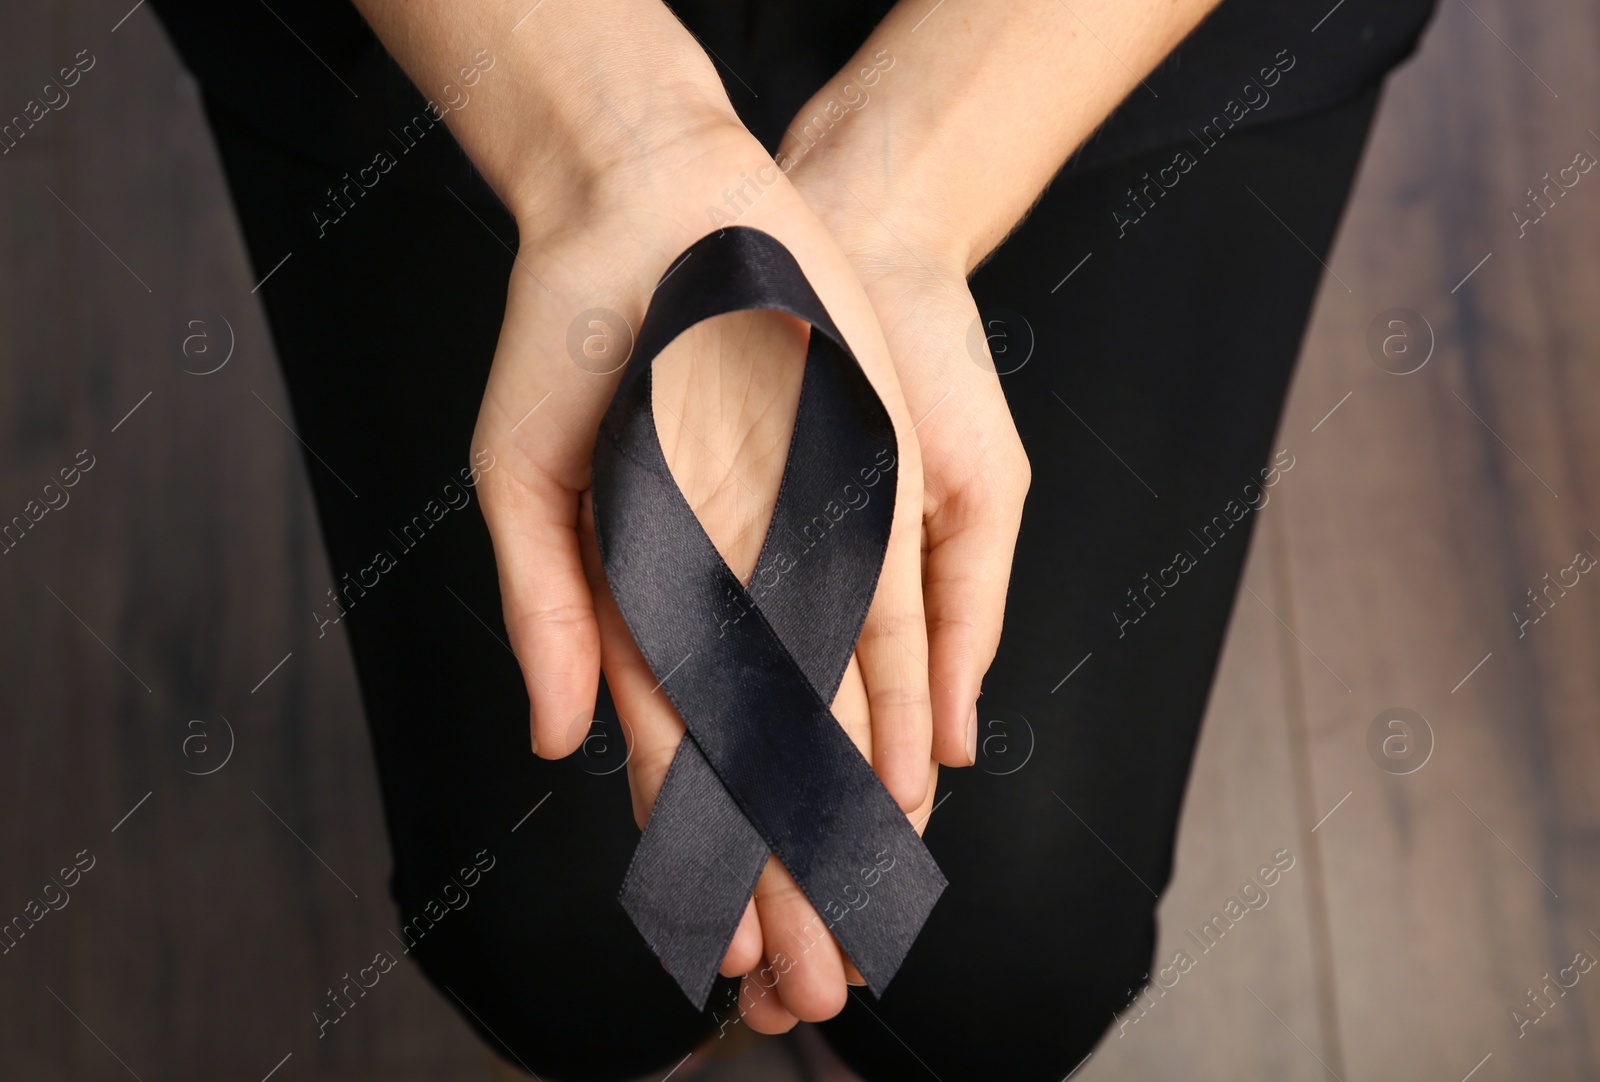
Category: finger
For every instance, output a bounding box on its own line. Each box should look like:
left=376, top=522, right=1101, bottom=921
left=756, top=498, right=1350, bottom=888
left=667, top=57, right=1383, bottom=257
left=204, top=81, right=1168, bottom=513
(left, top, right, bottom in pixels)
left=853, top=473, right=936, bottom=809
left=911, top=758, right=940, bottom=835
left=478, top=462, right=602, bottom=759
left=720, top=899, right=764, bottom=978
left=588, top=312, right=814, bottom=981
left=753, top=859, right=849, bottom=1023
left=472, top=257, right=634, bottom=762
left=838, top=760, right=936, bottom=990
left=737, top=970, right=799, bottom=1035
left=731, top=204, right=935, bottom=808
left=578, top=496, right=687, bottom=828
left=921, top=425, right=1030, bottom=767
left=583, top=505, right=770, bottom=981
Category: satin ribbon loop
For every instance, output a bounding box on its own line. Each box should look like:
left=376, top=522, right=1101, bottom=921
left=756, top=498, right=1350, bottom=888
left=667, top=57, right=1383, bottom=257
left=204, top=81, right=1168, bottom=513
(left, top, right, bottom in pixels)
left=591, top=227, right=946, bottom=1009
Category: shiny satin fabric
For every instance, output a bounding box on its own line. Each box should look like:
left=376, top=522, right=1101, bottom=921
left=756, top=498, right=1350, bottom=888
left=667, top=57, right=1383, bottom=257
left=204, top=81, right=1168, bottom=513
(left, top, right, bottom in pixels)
left=591, top=227, right=946, bottom=1008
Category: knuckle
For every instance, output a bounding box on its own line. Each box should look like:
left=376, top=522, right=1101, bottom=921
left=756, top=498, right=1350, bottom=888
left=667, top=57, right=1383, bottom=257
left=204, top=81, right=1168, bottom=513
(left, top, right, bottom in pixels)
left=890, top=775, right=925, bottom=813
left=629, top=740, right=678, bottom=796
left=926, top=612, right=999, bottom=672
left=860, top=608, right=926, bottom=653
left=509, top=600, right=595, bottom=656
left=867, top=682, right=933, bottom=723
left=1008, top=442, right=1032, bottom=499
left=990, top=434, right=1031, bottom=504
left=926, top=610, right=981, bottom=644
left=801, top=976, right=849, bottom=1021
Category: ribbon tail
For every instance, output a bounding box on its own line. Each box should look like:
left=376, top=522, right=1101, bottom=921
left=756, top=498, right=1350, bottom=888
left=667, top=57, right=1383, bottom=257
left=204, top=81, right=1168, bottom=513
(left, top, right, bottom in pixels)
left=619, top=739, right=766, bottom=1009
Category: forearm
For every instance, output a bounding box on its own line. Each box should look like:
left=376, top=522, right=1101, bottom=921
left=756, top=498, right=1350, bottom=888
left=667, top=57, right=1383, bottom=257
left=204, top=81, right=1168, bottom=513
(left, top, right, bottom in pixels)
left=349, top=0, right=742, bottom=232
left=780, top=0, right=1222, bottom=273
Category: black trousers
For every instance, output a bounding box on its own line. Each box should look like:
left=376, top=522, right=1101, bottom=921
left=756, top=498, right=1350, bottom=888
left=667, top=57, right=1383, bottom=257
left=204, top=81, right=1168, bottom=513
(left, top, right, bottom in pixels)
left=201, top=79, right=1381, bottom=1081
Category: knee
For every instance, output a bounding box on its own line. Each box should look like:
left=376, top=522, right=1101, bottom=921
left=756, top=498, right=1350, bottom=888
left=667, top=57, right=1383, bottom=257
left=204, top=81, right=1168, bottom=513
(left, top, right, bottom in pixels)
left=822, top=906, right=1156, bottom=1081
left=399, top=886, right=716, bottom=1081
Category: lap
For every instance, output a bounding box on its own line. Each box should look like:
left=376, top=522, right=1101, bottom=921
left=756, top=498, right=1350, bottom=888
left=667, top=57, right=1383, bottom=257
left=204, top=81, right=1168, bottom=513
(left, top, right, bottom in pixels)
left=200, top=80, right=1380, bottom=1081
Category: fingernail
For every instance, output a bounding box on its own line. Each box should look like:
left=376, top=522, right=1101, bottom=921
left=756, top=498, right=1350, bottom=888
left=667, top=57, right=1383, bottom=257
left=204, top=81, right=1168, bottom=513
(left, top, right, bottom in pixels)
left=531, top=733, right=540, bottom=757
left=966, top=705, right=978, bottom=766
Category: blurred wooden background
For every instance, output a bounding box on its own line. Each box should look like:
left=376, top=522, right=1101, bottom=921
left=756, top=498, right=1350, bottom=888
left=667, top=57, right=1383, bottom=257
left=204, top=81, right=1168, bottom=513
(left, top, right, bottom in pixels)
left=1, top=0, right=1597, bottom=1079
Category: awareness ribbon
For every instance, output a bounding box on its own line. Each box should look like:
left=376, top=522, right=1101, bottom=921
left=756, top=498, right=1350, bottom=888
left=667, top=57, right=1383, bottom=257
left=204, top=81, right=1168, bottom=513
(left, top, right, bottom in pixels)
left=591, top=227, right=947, bottom=1009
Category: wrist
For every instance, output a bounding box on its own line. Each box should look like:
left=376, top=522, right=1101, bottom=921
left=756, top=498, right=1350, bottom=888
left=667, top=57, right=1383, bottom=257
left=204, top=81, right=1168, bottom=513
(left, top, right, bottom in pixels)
left=364, top=0, right=749, bottom=237
left=504, top=103, right=755, bottom=242
left=784, top=153, right=971, bottom=288
left=506, top=122, right=834, bottom=329
left=777, top=85, right=976, bottom=279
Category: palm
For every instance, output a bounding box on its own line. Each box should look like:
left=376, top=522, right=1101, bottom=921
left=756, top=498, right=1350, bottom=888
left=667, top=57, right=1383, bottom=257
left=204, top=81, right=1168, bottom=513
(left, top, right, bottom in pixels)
left=836, top=245, right=1031, bottom=760
left=473, top=155, right=941, bottom=1031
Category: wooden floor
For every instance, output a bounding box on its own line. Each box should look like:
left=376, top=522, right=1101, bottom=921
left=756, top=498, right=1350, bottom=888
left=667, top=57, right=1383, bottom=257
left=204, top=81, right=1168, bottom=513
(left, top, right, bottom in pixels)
left=2, top=0, right=1597, bottom=1079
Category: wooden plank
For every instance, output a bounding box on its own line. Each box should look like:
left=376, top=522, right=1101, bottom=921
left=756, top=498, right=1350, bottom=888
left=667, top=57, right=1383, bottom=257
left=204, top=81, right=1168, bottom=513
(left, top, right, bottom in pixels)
left=6, top=0, right=1600, bottom=1076
left=0, top=2, right=496, bottom=1077
left=1081, top=532, right=1339, bottom=1082
left=1089, top=0, right=1600, bottom=1078
left=1272, top=0, right=1600, bottom=1077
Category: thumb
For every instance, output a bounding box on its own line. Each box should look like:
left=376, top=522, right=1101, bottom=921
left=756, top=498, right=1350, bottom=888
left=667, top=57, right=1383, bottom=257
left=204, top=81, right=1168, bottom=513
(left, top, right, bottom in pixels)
left=477, top=459, right=602, bottom=758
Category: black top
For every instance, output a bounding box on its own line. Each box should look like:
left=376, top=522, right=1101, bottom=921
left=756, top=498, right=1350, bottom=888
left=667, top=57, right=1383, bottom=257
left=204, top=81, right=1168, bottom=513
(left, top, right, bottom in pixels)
left=151, top=0, right=1437, bottom=199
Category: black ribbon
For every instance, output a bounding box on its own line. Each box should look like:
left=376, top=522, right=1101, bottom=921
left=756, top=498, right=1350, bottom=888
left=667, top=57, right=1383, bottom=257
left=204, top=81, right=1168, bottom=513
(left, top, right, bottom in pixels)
left=591, top=227, right=946, bottom=1009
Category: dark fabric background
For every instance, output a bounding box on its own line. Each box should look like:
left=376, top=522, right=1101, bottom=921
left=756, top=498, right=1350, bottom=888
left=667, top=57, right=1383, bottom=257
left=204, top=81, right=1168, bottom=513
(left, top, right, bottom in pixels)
left=151, top=0, right=1435, bottom=183
left=142, top=1, right=1431, bottom=1078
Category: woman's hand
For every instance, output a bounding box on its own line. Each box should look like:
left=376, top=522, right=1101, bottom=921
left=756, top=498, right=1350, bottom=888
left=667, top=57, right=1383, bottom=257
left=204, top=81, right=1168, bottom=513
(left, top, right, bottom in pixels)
left=467, top=112, right=950, bottom=1035
left=777, top=159, right=1032, bottom=773
left=474, top=128, right=941, bottom=1029
left=770, top=0, right=1221, bottom=757
left=351, top=0, right=942, bottom=1029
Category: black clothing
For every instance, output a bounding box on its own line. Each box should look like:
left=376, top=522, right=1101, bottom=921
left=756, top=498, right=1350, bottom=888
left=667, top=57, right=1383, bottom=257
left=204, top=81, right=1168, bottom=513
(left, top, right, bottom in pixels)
left=150, top=0, right=1435, bottom=187
left=149, top=1, right=1434, bottom=1078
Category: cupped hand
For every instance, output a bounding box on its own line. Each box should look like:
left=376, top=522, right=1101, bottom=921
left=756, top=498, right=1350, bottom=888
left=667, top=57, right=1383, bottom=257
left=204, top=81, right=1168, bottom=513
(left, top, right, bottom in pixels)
left=471, top=123, right=939, bottom=1031
left=780, top=147, right=1033, bottom=774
